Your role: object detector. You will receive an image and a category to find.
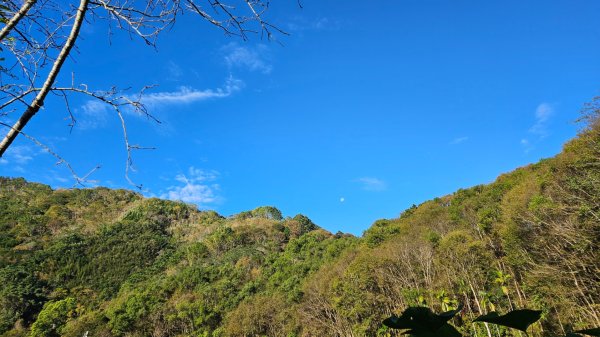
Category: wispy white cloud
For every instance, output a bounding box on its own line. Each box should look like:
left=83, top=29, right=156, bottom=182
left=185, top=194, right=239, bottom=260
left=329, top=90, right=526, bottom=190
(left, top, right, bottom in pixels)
left=521, top=102, right=555, bottom=153
left=520, top=138, right=533, bottom=153
left=450, top=136, right=469, bottom=145
left=79, top=100, right=110, bottom=129
left=76, top=78, right=243, bottom=125
left=287, top=16, right=341, bottom=32
left=165, top=184, right=217, bottom=205
left=222, top=42, right=272, bottom=74
left=162, top=167, right=221, bottom=207
left=529, top=103, right=554, bottom=138
left=355, top=177, right=387, bottom=192
left=313, top=17, right=333, bottom=30
left=174, top=167, right=219, bottom=184
left=140, top=77, right=243, bottom=107
left=53, top=176, right=69, bottom=183
left=166, top=61, right=183, bottom=81
left=0, top=145, right=34, bottom=165
left=0, top=144, right=37, bottom=173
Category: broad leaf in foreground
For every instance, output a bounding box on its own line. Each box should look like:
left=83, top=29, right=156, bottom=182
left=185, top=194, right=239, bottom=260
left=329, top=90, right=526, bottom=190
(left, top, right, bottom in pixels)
left=383, top=304, right=463, bottom=337
left=474, top=309, right=542, bottom=332
left=573, top=328, right=600, bottom=336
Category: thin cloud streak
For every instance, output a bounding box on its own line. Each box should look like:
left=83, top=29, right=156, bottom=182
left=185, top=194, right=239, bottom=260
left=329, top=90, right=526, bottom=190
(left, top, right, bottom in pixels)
left=0, top=145, right=34, bottom=165
left=140, top=78, right=243, bottom=106
left=286, top=16, right=342, bottom=32
left=166, top=61, right=183, bottom=81
left=529, top=102, right=554, bottom=138
left=222, top=42, right=272, bottom=74
left=356, top=177, right=387, bottom=192
left=450, top=136, right=469, bottom=145
left=520, top=138, right=533, bottom=153
left=76, top=77, right=243, bottom=127
left=79, top=100, right=110, bottom=129
left=521, top=102, right=555, bottom=153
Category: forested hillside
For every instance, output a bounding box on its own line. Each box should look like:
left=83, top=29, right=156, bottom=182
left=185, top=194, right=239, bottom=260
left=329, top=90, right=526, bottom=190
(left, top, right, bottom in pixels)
left=0, top=101, right=598, bottom=336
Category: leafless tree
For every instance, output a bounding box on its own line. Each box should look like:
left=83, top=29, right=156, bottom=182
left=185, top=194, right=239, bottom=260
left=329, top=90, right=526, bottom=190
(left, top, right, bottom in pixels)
left=0, top=0, right=287, bottom=186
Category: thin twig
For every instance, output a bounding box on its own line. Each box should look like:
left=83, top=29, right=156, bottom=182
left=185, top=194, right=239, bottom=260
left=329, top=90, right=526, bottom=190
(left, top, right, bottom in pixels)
left=0, top=0, right=38, bottom=42
left=0, top=0, right=90, bottom=157
left=0, top=121, right=100, bottom=186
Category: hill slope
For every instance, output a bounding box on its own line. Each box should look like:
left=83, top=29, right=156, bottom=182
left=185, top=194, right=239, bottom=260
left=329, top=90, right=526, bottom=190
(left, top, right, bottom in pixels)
left=0, top=100, right=598, bottom=336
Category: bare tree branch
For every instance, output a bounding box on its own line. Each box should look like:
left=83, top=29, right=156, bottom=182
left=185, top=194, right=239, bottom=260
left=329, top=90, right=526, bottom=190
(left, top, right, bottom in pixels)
left=0, top=0, right=89, bottom=157
left=0, top=0, right=290, bottom=186
left=0, top=0, right=38, bottom=42
left=0, top=120, right=100, bottom=186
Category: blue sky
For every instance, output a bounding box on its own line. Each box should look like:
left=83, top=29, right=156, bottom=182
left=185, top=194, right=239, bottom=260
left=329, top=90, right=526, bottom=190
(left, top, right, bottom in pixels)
left=1, top=1, right=600, bottom=235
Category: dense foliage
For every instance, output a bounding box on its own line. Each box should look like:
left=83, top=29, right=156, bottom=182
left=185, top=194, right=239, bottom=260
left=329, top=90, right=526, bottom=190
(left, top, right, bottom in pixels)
left=0, top=100, right=598, bottom=336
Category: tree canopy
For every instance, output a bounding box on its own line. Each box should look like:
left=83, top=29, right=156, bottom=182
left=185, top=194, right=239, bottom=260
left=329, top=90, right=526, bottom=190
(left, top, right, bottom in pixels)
left=0, top=100, right=598, bottom=336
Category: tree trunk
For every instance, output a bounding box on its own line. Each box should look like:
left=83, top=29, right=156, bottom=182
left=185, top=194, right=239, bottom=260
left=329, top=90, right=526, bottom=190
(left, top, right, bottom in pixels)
left=0, top=0, right=37, bottom=42
left=0, top=0, right=89, bottom=157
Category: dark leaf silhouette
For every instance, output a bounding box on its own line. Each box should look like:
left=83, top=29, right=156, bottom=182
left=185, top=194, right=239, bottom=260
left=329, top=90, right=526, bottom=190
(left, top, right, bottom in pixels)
left=574, top=328, right=600, bottom=336
left=402, top=323, right=463, bottom=337
left=474, top=309, right=542, bottom=332
left=383, top=304, right=463, bottom=337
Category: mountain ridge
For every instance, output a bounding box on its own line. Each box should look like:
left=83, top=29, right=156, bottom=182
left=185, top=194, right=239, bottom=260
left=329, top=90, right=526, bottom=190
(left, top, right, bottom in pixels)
left=0, top=100, right=598, bottom=336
